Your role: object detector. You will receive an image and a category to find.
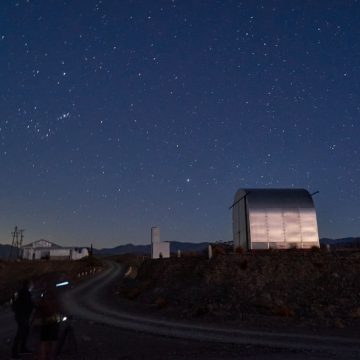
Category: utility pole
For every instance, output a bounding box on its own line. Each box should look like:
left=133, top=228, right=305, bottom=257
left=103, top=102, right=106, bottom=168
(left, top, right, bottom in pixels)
left=9, top=226, right=18, bottom=260
left=9, top=226, right=24, bottom=260
left=19, top=229, right=25, bottom=258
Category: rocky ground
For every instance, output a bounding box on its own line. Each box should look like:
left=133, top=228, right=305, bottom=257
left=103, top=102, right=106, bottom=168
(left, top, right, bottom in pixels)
left=116, top=249, right=360, bottom=334
left=0, top=256, right=102, bottom=305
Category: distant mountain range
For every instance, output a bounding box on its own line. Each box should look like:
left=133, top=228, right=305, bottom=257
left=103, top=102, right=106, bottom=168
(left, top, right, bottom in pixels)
left=1, top=238, right=360, bottom=259
left=0, top=244, right=19, bottom=259
left=319, top=237, right=360, bottom=247
left=92, top=241, right=210, bottom=256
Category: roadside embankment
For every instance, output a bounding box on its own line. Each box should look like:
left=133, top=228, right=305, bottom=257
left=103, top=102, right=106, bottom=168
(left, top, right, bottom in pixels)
left=117, top=249, right=360, bottom=333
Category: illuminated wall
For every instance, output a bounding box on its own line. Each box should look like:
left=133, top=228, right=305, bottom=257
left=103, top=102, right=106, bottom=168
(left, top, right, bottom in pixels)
left=232, top=189, right=319, bottom=250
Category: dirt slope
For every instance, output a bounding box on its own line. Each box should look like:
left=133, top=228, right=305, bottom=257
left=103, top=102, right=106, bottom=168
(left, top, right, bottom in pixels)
left=118, top=250, right=360, bottom=332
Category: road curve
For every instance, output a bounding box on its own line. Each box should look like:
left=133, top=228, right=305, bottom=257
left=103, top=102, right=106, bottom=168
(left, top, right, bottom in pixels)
left=62, top=261, right=360, bottom=356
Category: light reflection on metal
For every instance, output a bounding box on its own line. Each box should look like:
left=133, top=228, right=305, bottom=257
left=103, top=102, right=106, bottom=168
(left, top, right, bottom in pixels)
left=232, top=188, right=320, bottom=250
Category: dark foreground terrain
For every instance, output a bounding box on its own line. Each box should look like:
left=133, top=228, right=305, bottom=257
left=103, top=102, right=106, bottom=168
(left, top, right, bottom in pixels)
left=117, top=249, right=360, bottom=332
left=2, top=251, right=360, bottom=359
left=1, top=315, right=342, bottom=360
left=2, top=259, right=358, bottom=360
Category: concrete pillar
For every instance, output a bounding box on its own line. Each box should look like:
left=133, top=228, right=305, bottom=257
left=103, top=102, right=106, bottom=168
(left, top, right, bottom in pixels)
left=208, top=244, right=213, bottom=259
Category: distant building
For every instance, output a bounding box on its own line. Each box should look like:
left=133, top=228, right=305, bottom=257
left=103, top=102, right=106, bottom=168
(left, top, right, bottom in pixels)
left=150, top=227, right=170, bottom=259
left=231, top=188, right=320, bottom=250
left=21, top=239, right=89, bottom=261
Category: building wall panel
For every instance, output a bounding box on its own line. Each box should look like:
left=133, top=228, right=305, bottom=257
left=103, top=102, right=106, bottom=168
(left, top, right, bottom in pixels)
left=249, top=211, right=267, bottom=243
left=233, top=188, right=320, bottom=250
left=266, top=210, right=285, bottom=243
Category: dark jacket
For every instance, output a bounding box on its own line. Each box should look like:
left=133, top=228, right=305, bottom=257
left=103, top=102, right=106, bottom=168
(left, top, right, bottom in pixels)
left=13, top=287, right=34, bottom=320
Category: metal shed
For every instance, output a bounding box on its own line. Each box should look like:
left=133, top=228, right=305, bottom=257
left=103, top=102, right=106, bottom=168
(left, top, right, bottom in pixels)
left=231, top=188, right=319, bottom=250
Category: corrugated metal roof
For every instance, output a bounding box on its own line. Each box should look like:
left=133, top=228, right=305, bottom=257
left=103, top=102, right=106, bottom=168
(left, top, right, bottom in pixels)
left=233, top=188, right=315, bottom=209
left=22, top=239, right=62, bottom=249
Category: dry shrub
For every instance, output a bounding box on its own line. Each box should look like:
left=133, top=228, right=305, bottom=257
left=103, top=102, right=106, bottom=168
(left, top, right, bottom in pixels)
left=334, top=318, right=345, bottom=328
left=126, top=287, right=141, bottom=300
left=235, top=246, right=245, bottom=254
left=313, top=261, right=323, bottom=269
left=273, top=305, right=295, bottom=318
left=182, top=251, right=200, bottom=258
left=212, top=246, right=226, bottom=257
left=124, top=265, right=138, bottom=279
left=80, top=255, right=102, bottom=267
left=193, top=305, right=209, bottom=317
left=240, top=260, right=248, bottom=270
left=154, top=296, right=167, bottom=308
left=350, top=307, right=360, bottom=319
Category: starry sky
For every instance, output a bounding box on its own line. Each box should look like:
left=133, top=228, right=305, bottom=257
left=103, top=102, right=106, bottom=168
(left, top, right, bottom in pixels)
left=0, top=0, right=359, bottom=248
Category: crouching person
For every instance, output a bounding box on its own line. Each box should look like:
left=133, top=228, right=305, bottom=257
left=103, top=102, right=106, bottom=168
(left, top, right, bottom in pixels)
left=36, top=286, right=62, bottom=360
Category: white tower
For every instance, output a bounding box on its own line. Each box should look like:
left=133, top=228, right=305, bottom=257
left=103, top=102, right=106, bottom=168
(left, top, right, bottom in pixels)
left=151, top=227, right=160, bottom=244
left=151, top=227, right=170, bottom=259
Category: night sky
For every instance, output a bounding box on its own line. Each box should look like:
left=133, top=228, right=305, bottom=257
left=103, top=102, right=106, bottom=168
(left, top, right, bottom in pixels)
left=1, top=1, right=359, bottom=248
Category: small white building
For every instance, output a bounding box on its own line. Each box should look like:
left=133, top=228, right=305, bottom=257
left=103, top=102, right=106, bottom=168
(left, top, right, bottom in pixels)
left=21, top=239, right=89, bottom=261
left=151, top=227, right=170, bottom=259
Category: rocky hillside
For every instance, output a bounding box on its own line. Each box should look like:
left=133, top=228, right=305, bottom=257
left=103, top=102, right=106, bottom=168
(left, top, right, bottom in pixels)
left=118, top=249, right=360, bottom=331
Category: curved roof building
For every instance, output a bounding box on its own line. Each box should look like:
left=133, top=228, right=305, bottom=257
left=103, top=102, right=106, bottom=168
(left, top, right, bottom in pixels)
left=231, top=188, right=319, bottom=250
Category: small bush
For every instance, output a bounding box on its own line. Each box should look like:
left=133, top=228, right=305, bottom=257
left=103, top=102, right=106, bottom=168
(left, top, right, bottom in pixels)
left=273, top=305, right=295, bottom=318
left=240, top=260, right=248, bottom=270
left=126, top=287, right=142, bottom=300
left=213, top=246, right=226, bottom=257
left=81, top=255, right=102, bottom=267
left=155, top=296, right=168, bottom=308
left=235, top=246, right=245, bottom=254
left=193, top=305, right=209, bottom=317
left=350, top=307, right=360, bottom=319
left=182, top=251, right=201, bottom=257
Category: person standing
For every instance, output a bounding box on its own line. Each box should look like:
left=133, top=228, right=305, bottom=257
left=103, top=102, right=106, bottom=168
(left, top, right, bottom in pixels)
left=11, top=279, right=34, bottom=359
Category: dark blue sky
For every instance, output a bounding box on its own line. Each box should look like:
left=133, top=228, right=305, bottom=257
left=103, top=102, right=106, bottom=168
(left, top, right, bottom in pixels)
left=1, top=0, right=359, bottom=247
